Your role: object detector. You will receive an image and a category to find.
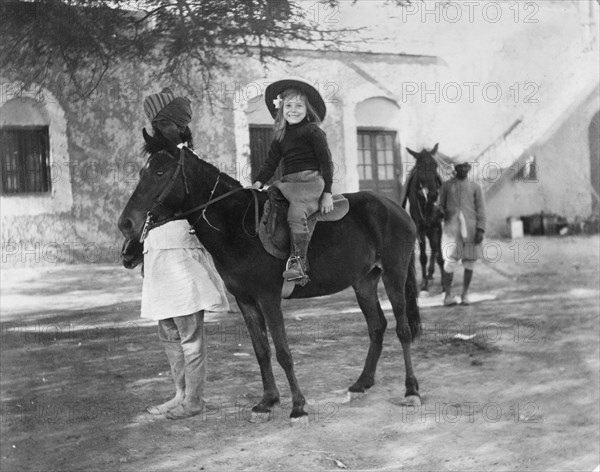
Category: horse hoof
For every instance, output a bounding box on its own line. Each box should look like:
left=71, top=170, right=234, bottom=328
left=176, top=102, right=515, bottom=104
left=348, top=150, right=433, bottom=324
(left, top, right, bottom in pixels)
left=344, top=391, right=367, bottom=403
left=290, top=415, right=309, bottom=426
left=401, top=395, right=421, bottom=407
left=249, top=410, right=273, bottom=423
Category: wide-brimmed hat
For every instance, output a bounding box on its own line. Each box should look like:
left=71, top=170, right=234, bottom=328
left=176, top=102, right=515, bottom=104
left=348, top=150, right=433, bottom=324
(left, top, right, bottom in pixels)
left=265, top=78, right=326, bottom=121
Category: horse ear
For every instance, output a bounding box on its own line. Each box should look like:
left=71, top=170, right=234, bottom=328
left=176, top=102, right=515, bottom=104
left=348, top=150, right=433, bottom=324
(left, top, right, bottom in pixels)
left=142, top=127, right=155, bottom=146
left=406, top=147, right=419, bottom=158
left=431, top=143, right=439, bottom=154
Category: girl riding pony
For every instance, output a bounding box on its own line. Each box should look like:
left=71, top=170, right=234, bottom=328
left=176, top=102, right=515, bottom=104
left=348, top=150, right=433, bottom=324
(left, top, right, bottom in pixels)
left=251, top=79, right=335, bottom=285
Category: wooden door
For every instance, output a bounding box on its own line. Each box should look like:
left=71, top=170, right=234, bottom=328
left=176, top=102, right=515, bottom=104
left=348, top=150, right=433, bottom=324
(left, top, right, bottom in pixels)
left=249, top=125, right=282, bottom=184
left=357, top=129, right=401, bottom=202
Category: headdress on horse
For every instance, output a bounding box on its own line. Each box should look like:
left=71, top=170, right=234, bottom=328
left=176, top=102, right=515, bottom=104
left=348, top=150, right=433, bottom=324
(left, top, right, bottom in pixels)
left=144, top=87, right=192, bottom=128
left=265, top=78, right=326, bottom=121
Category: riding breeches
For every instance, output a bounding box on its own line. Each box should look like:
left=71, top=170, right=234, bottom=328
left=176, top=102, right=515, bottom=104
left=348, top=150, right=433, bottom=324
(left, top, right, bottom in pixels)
left=275, top=170, right=325, bottom=234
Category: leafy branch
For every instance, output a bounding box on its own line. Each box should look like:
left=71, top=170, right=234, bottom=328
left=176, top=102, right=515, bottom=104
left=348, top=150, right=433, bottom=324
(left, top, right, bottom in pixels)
left=0, top=0, right=357, bottom=101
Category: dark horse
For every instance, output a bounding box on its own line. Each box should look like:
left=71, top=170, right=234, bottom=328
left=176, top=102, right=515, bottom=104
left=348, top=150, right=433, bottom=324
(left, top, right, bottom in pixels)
left=402, top=144, right=444, bottom=292
left=118, top=131, right=421, bottom=422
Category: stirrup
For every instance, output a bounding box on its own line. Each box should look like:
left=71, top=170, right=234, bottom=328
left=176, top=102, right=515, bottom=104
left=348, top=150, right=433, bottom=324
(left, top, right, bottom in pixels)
left=283, top=256, right=310, bottom=286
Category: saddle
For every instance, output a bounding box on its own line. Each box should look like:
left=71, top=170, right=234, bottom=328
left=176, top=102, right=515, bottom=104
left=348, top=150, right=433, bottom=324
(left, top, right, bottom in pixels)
left=258, top=187, right=349, bottom=260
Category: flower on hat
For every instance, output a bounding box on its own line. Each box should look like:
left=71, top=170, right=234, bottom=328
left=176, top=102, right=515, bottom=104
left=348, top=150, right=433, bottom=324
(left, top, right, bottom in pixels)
left=273, top=95, right=283, bottom=109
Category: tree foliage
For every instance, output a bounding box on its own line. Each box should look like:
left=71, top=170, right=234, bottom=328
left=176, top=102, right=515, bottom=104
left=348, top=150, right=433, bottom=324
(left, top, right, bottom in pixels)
left=0, top=0, right=351, bottom=100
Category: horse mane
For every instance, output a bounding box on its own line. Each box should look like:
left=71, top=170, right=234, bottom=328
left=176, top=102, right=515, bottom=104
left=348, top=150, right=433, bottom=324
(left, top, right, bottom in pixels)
left=192, top=154, right=242, bottom=190
left=142, top=126, right=193, bottom=155
left=142, top=127, right=242, bottom=190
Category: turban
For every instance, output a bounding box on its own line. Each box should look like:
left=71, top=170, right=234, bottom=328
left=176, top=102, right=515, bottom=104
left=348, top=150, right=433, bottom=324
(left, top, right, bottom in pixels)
left=144, top=87, right=192, bottom=128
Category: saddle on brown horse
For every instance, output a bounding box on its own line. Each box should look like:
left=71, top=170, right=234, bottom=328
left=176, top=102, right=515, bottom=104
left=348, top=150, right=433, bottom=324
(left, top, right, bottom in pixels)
left=258, top=187, right=350, bottom=260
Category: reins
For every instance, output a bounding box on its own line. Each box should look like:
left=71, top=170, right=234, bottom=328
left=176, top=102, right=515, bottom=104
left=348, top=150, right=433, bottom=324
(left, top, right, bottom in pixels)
left=155, top=148, right=190, bottom=208
left=139, top=146, right=260, bottom=243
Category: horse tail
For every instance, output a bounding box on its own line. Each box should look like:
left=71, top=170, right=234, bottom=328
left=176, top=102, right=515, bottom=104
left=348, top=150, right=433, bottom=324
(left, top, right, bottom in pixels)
left=405, top=250, right=421, bottom=341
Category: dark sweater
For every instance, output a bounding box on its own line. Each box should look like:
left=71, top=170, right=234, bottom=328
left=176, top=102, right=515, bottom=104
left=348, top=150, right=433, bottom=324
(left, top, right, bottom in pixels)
left=255, top=119, right=334, bottom=193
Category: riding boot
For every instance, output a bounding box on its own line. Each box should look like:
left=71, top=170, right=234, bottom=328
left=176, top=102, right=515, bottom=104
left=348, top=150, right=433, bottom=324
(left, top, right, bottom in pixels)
left=147, top=342, right=185, bottom=415
left=282, top=232, right=310, bottom=286
left=461, top=269, right=473, bottom=305
left=442, top=270, right=457, bottom=306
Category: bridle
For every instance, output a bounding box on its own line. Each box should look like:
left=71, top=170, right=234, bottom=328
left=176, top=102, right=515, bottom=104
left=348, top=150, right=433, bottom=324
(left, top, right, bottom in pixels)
left=153, top=148, right=190, bottom=211
left=139, top=146, right=258, bottom=243
left=140, top=147, right=189, bottom=242
left=414, top=171, right=439, bottom=227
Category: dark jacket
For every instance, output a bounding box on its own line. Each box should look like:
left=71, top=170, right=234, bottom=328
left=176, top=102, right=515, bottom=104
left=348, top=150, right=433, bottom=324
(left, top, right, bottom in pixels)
left=255, top=119, right=334, bottom=193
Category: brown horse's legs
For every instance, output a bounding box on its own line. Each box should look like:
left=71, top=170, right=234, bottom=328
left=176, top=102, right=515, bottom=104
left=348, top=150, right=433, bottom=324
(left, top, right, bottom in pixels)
left=401, top=338, right=419, bottom=397
left=436, top=240, right=445, bottom=287
left=235, top=296, right=280, bottom=413
left=382, top=269, right=420, bottom=398
left=258, top=295, right=307, bottom=419
left=349, top=268, right=387, bottom=393
left=418, top=232, right=428, bottom=291
left=426, top=225, right=443, bottom=283
left=432, top=226, right=445, bottom=287
left=426, top=231, right=437, bottom=279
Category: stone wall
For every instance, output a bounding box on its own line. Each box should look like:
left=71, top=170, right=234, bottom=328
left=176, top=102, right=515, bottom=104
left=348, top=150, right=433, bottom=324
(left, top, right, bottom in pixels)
left=1, top=51, right=441, bottom=266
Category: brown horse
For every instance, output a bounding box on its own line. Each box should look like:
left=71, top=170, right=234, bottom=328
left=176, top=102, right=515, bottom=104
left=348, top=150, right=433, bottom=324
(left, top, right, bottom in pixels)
left=402, top=144, right=444, bottom=292
left=118, top=130, right=422, bottom=422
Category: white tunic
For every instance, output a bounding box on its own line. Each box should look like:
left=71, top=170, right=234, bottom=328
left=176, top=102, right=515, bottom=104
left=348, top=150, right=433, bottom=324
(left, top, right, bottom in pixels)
left=140, top=220, right=230, bottom=320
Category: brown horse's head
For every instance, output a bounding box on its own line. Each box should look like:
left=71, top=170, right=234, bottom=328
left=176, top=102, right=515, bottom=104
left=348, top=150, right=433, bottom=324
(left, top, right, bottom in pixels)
left=117, top=128, right=189, bottom=268
left=406, top=143, right=440, bottom=202
left=405, top=143, right=442, bottom=226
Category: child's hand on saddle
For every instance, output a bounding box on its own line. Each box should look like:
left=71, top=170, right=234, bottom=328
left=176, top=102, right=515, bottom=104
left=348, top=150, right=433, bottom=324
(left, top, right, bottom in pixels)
left=320, top=192, right=334, bottom=214
left=248, top=181, right=263, bottom=190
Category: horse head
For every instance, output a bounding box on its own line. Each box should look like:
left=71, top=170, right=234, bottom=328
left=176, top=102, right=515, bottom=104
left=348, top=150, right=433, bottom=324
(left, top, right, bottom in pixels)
left=406, top=143, right=442, bottom=225
left=118, top=131, right=189, bottom=237
left=117, top=129, right=194, bottom=267
left=117, top=128, right=243, bottom=268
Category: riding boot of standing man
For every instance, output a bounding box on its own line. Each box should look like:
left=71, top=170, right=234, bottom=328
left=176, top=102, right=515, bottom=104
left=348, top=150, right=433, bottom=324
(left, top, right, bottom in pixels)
left=439, top=153, right=486, bottom=306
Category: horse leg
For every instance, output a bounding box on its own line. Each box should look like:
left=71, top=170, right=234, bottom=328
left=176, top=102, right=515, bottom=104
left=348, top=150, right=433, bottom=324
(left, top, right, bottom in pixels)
left=426, top=228, right=436, bottom=280
left=349, top=267, right=387, bottom=393
left=235, top=295, right=280, bottom=415
left=381, top=257, right=421, bottom=402
left=257, top=294, right=307, bottom=421
left=417, top=231, right=429, bottom=291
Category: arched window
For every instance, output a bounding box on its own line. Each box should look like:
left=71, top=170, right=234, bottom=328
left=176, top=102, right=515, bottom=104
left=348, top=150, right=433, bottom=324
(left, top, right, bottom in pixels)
left=1, top=99, right=50, bottom=194
left=0, top=89, right=72, bottom=216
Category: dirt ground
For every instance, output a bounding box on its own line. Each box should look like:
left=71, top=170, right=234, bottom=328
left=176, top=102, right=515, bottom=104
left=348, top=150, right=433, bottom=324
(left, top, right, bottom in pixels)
left=1, top=236, right=599, bottom=472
